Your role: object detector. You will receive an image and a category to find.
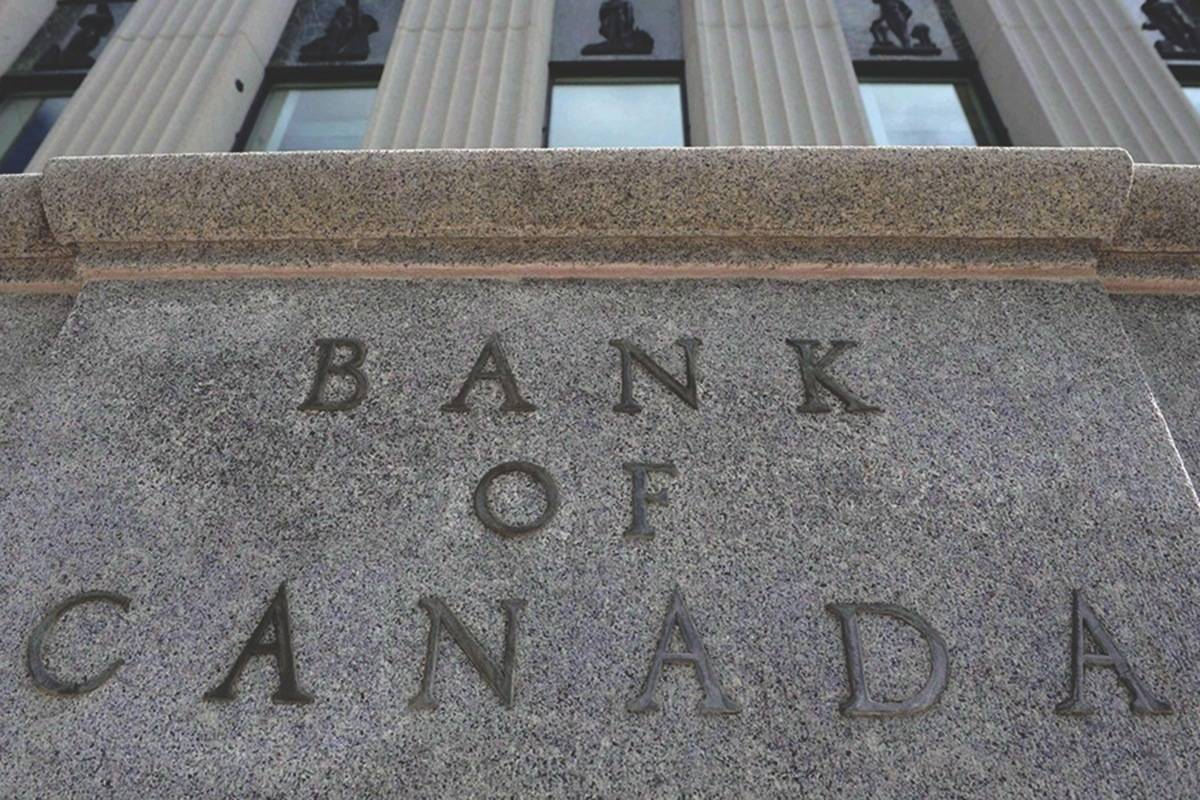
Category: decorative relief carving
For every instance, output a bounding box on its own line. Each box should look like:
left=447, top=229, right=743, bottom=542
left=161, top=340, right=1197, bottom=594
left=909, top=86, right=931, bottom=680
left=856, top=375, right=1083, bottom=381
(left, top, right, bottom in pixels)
left=473, top=461, right=562, bottom=539
left=610, top=338, right=701, bottom=414
left=1142, top=0, right=1200, bottom=59
left=1055, top=590, right=1173, bottom=716
left=26, top=591, right=130, bottom=697
left=299, top=338, right=369, bottom=412
left=627, top=588, right=740, bottom=715
left=786, top=339, right=881, bottom=414
left=868, top=0, right=942, bottom=57
left=826, top=602, right=949, bottom=718
left=622, top=461, right=678, bottom=540
left=203, top=583, right=314, bottom=705
left=442, top=335, right=536, bottom=413
left=409, top=597, right=526, bottom=710
left=34, top=2, right=116, bottom=71
left=298, top=0, right=381, bottom=63
left=582, top=0, right=655, bottom=56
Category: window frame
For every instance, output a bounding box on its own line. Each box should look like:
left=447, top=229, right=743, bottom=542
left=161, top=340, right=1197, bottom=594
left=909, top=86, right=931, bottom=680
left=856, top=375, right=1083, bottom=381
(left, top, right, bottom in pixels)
left=854, top=60, right=1010, bottom=147
left=233, top=63, right=383, bottom=153
left=543, top=59, right=690, bottom=148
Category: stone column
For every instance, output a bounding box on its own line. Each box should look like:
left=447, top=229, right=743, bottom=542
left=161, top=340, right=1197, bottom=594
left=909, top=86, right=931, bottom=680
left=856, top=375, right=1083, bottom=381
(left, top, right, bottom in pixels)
left=362, top=0, right=555, bottom=149
left=0, top=0, right=56, bottom=74
left=954, top=0, right=1200, bottom=163
left=682, top=0, right=871, bottom=146
left=25, top=0, right=294, bottom=171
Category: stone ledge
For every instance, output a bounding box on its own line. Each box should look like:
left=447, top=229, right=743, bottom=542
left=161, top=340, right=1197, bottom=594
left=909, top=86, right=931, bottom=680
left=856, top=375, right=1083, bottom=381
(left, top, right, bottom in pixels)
left=40, top=146, right=1132, bottom=254
left=0, top=147, right=1150, bottom=286
left=1102, top=165, right=1200, bottom=293
left=0, top=175, right=76, bottom=292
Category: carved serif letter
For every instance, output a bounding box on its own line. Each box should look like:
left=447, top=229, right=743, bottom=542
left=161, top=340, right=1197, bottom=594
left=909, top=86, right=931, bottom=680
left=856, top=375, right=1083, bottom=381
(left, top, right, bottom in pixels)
left=1055, top=590, right=1173, bottom=716
left=26, top=591, right=130, bottom=696
left=409, top=597, right=526, bottom=710
left=628, top=588, right=740, bottom=714
left=473, top=461, right=561, bottom=539
left=299, top=337, right=368, bottom=412
left=203, top=582, right=313, bottom=705
left=623, top=461, right=678, bottom=540
left=610, top=338, right=701, bottom=414
left=786, top=339, right=880, bottom=414
left=827, top=602, right=949, bottom=717
left=442, top=335, right=535, bottom=413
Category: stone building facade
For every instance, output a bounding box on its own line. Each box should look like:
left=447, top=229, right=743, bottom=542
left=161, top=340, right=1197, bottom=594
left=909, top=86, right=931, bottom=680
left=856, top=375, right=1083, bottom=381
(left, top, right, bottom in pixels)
left=6, top=1, right=1200, bottom=797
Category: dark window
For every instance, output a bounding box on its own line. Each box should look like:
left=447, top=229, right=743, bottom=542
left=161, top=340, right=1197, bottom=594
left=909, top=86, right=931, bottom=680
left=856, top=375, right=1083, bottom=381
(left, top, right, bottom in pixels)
left=235, top=0, right=403, bottom=152
left=546, top=0, right=688, bottom=147
left=0, top=1, right=135, bottom=173
left=838, top=0, right=1008, bottom=146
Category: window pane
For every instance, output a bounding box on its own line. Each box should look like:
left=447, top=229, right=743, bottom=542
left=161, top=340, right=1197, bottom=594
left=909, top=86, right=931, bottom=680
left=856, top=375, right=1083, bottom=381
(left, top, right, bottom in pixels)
left=549, top=82, right=684, bottom=148
left=1186, top=86, right=1200, bottom=116
left=859, top=82, right=979, bottom=146
left=0, top=96, right=70, bottom=174
left=245, top=86, right=377, bottom=152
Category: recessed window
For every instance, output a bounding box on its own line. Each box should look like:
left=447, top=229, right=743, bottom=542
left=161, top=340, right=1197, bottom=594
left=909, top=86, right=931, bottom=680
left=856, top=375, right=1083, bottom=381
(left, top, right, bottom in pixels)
left=236, top=1, right=402, bottom=152
left=0, top=94, right=70, bottom=173
left=859, top=81, right=993, bottom=146
left=244, top=85, right=377, bottom=152
left=548, top=80, right=684, bottom=148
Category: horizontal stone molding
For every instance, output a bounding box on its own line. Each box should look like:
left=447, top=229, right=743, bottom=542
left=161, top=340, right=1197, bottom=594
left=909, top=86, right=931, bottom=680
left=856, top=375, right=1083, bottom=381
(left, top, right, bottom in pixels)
left=1103, top=164, right=1200, bottom=294
left=0, top=174, right=77, bottom=293
left=0, top=146, right=1176, bottom=288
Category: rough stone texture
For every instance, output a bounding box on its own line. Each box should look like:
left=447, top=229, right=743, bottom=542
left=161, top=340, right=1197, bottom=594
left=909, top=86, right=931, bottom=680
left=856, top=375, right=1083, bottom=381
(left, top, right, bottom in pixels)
left=1, top=277, right=1198, bottom=798
left=0, top=293, right=73, bottom=421
left=1101, top=165, right=1200, bottom=293
left=1112, top=293, right=1200, bottom=482
left=0, top=174, right=75, bottom=288
left=41, top=147, right=1133, bottom=249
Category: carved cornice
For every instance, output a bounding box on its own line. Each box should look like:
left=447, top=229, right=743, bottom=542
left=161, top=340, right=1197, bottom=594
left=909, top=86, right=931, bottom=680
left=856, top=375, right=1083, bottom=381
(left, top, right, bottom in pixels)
left=0, top=146, right=1162, bottom=291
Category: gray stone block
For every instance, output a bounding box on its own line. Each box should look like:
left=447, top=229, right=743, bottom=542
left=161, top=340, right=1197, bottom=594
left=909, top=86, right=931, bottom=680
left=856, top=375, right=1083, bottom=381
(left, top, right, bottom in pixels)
left=0, top=277, right=1197, bottom=797
left=1112, top=293, right=1200, bottom=484
left=0, top=293, right=73, bottom=423
left=38, top=148, right=1132, bottom=276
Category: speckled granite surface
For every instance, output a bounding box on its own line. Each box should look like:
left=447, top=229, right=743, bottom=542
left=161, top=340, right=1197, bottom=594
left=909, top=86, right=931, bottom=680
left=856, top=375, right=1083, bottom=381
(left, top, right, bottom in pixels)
left=1, top=278, right=1197, bottom=798
left=1113, top=294, right=1200, bottom=482
left=37, top=148, right=1132, bottom=276
left=0, top=294, right=73, bottom=422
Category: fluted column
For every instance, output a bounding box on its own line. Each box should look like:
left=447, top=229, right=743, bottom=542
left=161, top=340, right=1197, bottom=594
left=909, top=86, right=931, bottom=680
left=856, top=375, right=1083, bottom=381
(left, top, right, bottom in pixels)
left=955, top=0, right=1200, bottom=163
left=26, top=0, right=293, bottom=171
left=682, top=0, right=870, bottom=146
left=0, top=0, right=56, bottom=74
left=363, top=0, right=554, bottom=149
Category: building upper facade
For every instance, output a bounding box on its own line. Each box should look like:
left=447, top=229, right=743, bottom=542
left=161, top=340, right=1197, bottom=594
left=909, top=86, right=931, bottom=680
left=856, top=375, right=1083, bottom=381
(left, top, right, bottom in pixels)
left=2, top=0, right=1200, bottom=172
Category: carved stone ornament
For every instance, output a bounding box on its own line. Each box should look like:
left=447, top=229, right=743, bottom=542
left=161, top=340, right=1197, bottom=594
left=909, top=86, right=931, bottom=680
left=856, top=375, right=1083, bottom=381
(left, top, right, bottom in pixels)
left=1142, top=0, right=1200, bottom=59
left=868, top=0, right=942, bottom=57
left=582, top=0, right=655, bottom=56
left=34, top=2, right=116, bottom=71
left=298, top=0, right=380, bottom=63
